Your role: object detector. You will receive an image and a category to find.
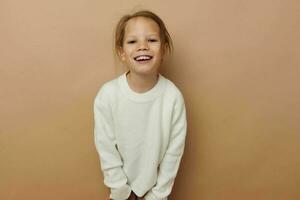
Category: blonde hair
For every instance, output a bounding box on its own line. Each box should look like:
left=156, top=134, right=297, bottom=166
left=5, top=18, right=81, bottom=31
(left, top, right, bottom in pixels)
left=114, top=10, right=173, bottom=60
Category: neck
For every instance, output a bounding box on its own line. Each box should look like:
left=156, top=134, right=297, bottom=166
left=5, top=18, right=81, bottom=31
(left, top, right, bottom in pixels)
left=126, top=71, right=159, bottom=93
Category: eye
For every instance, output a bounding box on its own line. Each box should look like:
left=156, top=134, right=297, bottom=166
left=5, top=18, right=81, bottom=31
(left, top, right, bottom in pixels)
left=127, top=40, right=136, bottom=44
left=148, top=39, right=158, bottom=42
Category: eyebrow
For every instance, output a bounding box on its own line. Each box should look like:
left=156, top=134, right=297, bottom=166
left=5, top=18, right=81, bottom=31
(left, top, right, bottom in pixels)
left=126, top=34, right=159, bottom=38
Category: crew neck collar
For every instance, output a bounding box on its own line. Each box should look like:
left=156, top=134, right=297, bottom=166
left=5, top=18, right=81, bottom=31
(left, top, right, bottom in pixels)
left=118, top=71, right=166, bottom=102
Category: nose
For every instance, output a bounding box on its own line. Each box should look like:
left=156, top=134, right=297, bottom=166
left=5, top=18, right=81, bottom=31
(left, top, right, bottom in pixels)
left=137, top=40, right=149, bottom=51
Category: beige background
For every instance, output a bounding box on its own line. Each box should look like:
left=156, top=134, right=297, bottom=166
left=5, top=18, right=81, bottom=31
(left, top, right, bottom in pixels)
left=1, top=0, right=299, bottom=200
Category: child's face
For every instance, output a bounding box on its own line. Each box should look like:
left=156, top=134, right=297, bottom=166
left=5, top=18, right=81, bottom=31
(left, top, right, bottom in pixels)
left=119, top=17, right=164, bottom=76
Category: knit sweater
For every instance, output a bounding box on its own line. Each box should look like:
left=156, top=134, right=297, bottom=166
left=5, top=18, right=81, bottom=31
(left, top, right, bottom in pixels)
left=93, top=71, right=187, bottom=200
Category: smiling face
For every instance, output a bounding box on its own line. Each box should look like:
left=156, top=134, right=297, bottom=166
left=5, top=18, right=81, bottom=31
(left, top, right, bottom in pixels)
left=118, top=17, right=165, bottom=76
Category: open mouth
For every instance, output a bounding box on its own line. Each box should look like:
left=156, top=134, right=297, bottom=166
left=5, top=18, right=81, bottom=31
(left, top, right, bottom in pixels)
left=133, top=55, right=153, bottom=62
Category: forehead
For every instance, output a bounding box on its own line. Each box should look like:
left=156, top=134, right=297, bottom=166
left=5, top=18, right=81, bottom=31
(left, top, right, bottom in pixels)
left=124, top=17, right=160, bottom=37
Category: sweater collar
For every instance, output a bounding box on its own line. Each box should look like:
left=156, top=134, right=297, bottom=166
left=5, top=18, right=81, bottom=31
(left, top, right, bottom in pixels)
left=118, top=71, right=167, bottom=102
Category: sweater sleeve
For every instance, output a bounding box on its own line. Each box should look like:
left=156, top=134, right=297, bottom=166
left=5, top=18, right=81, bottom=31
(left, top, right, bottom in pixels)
left=94, top=87, right=131, bottom=200
left=144, top=92, right=187, bottom=200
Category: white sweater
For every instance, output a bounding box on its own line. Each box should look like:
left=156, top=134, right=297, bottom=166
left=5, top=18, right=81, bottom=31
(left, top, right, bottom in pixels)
left=94, top=71, right=187, bottom=200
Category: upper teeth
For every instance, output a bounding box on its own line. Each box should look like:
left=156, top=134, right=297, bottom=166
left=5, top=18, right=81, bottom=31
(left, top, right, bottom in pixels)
left=135, top=55, right=152, bottom=61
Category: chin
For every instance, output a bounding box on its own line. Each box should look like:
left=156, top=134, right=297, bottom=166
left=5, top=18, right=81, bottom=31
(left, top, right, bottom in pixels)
left=135, top=66, right=159, bottom=75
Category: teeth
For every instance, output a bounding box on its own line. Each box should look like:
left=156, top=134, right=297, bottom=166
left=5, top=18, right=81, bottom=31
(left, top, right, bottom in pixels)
left=134, top=55, right=152, bottom=61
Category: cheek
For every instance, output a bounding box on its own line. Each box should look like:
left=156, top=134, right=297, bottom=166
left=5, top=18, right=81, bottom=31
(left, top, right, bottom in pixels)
left=121, top=48, right=132, bottom=59
left=124, top=47, right=135, bottom=56
left=153, top=44, right=162, bottom=54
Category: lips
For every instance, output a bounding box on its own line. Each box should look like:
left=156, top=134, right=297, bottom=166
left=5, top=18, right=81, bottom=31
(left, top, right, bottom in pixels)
left=134, top=55, right=153, bottom=61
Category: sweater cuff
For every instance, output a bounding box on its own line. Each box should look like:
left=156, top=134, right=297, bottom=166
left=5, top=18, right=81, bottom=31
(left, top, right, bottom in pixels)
left=144, top=191, right=168, bottom=200
left=109, top=184, right=131, bottom=200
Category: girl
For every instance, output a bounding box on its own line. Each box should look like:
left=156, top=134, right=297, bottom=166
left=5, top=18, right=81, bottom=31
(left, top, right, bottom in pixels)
left=94, top=10, right=187, bottom=200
